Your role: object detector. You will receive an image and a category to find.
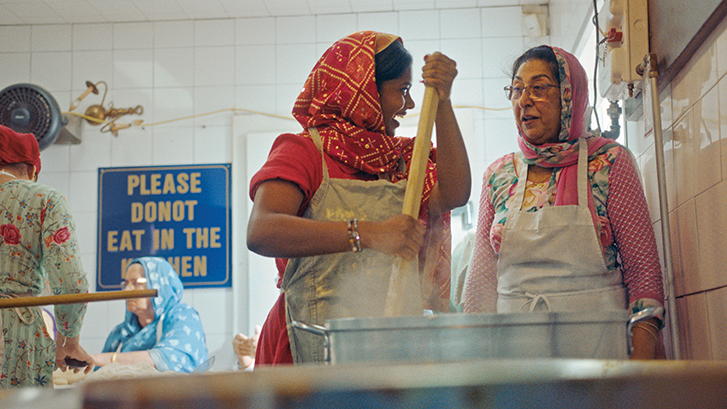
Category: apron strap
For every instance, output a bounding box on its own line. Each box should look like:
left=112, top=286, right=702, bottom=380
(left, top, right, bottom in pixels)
left=307, top=127, right=329, bottom=179
left=510, top=155, right=527, bottom=210
left=0, top=292, right=36, bottom=371
left=513, top=138, right=589, bottom=210
left=522, top=292, right=552, bottom=312
left=577, top=137, right=588, bottom=206
left=501, top=284, right=627, bottom=312
left=0, top=293, right=35, bottom=325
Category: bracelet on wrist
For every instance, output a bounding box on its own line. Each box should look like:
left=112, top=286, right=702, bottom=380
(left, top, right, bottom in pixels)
left=237, top=358, right=253, bottom=370
left=637, top=320, right=661, bottom=332
left=632, top=323, right=659, bottom=342
left=347, top=219, right=362, bottom=253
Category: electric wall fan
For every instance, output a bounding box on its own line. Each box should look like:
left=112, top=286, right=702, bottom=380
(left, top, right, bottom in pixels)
left=0, top=83, right=65, bottom=150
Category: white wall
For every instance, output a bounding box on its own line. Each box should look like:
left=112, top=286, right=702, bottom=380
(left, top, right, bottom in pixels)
left=0, top=2, right=595, bottom=367
left=624, top=14, right=727, bottom=360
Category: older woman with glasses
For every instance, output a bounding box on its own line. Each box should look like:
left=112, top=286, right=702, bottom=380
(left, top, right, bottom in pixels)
left=91, top=257, right=208, bottom=372
left=463, top=45, right=665, bottom=359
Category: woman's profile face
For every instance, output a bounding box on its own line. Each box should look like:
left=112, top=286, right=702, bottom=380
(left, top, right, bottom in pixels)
left=124, top=263, right=151, bottom=315
left=512, top=58, right=562, bottom=145
left=379, top=66, right=415, bottom=136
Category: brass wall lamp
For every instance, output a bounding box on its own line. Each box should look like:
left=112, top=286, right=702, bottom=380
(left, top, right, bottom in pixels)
left=68, top=80, right=144, bottom=136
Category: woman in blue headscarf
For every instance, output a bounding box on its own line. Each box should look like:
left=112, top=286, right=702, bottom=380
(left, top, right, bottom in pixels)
left=91, top=257, right=208, bottom=373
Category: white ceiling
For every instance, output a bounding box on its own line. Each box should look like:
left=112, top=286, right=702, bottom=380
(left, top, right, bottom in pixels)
left=0, top=0, right=534, bottom=26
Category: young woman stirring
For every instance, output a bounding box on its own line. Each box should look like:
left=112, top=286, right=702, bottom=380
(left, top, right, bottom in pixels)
left=248, top=31, right=471, bottom=364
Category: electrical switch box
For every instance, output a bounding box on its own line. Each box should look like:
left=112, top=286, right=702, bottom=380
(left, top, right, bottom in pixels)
left=597, top=0, right=649, bottom=100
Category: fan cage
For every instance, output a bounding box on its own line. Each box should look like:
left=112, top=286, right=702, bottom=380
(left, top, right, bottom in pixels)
left=0, top=83, right=63, bottom=150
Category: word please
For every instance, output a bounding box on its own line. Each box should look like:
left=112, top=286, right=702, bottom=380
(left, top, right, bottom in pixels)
left=127, top=172, right=202, bottom=195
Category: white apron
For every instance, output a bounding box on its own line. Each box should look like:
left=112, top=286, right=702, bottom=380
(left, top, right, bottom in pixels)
left=496, top=138, right=626, bottom=312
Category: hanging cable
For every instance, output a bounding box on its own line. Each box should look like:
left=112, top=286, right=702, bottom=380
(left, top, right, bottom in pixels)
left=592, top=0, right=603, bottom=134
left=62, top=104, right=508, bottom=135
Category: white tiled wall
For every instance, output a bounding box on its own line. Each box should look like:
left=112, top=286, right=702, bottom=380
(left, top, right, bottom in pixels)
left=627, top=14, right=727, bottom=360
left=0, top=3, right=593, bottom=366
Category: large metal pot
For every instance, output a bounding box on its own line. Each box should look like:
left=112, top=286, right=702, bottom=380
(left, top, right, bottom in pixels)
left=292, top=309, right=658, bottom=364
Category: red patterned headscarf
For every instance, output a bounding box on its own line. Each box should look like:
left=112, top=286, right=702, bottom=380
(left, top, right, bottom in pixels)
left=293, top=31, right=449, bottom=310
left=292, top=31, right=437, bottom=210
left=0, top=124, right=41, bottom=175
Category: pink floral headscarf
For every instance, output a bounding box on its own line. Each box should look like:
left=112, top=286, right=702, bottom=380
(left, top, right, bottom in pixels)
left=516, top=46, right=617, bottom=228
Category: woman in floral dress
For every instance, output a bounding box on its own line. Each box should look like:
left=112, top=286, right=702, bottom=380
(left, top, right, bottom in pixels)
left=0, top=125, right=94, bottom=387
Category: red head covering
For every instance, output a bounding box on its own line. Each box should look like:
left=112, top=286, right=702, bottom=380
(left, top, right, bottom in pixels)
left=0, top=125, right=41, bottom=175
left=292, top=31, right=413, bottom=179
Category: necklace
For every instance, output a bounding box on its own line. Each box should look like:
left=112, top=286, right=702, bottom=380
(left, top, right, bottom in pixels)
left=528, top=167, right=553, bottom=184
left=0, top=169, right=17, bottom=179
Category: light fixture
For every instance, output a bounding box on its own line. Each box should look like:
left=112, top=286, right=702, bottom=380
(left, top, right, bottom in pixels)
left=106, top=119, right=144, bottom=137
left=69, top=80, right=100, bottom=111
left=68, top=80, right=144, bottom=137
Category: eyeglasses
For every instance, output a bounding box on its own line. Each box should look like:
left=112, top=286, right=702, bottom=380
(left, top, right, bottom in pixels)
left=504, top=83, right=559, bottom=101
left=121, top=277, right=147, bottom=289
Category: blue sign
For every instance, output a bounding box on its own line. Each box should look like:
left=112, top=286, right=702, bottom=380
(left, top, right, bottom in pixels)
left=97, top=164, right=231, bottom=290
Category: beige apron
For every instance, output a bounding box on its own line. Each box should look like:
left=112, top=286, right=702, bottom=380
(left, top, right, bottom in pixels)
left=283, top=128, right=423, bottom=363
left=497, top=138, right=626, bottom=312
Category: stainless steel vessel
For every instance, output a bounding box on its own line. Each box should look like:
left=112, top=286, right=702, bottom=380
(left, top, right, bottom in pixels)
left=293, top=309, right=656, bottom=364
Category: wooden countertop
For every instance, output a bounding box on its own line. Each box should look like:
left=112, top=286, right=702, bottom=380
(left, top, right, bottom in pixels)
left=78, top=359, right=727, bottom=409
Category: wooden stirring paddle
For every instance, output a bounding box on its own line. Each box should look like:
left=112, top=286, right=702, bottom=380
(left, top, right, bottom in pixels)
left=0, top=289, right=158, bottom=309
left=383, top=85, right=439, bottom=316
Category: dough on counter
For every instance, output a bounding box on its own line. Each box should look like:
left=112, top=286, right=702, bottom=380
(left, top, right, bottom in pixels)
left=52, top=367, right=87, bottom=386
left=53, top=363, right=166, bottom=387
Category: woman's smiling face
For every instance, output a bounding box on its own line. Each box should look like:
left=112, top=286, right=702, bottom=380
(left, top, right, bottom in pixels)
left=379, top=66, right=415, bottom=136
left=512, top=58, right=562, bottom=145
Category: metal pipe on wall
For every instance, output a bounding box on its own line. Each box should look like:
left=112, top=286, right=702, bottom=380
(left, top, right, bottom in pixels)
left=231, top=116, right=248, bottom=337
left=642, top=53, right=681, bottom=359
